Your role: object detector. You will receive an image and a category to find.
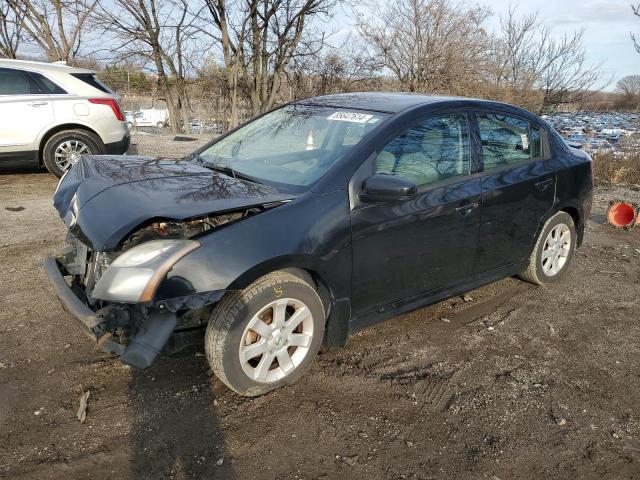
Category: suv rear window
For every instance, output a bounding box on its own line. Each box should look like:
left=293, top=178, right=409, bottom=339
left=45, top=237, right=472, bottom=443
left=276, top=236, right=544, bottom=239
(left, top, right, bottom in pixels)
left=70, top=73, right=113, bottom=94
left=29, top=72, right=67, bottom=94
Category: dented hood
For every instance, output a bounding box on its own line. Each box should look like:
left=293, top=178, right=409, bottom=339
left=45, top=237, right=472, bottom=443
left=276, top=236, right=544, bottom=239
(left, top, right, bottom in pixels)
left=53, top=155, right=295, bottom=251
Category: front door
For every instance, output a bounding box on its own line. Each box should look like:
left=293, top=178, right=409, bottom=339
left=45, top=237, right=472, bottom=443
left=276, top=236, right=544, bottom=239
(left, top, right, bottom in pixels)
left=474, top=111, right=556, bottom=273
left=0, top=67, right=54, bottom=160
left=351, top=112, right=481, bottom=316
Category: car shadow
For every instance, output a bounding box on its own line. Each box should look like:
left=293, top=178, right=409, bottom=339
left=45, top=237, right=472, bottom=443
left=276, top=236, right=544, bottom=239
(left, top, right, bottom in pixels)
left=128, top=345, right=232, bottom=478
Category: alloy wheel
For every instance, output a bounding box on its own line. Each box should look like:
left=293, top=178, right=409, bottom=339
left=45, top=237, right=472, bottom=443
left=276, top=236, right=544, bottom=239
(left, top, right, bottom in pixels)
left=541, top=223, right=571, bottom=276
left=54, top=140, right=91, bottom=171
left=239, top=298, right=314, bottom=383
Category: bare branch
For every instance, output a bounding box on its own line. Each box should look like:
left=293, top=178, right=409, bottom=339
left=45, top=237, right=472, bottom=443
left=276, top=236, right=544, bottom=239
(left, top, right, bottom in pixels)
left=5, top=0, right=98, bottom=62
left=0, top=0, right=22, bottom=58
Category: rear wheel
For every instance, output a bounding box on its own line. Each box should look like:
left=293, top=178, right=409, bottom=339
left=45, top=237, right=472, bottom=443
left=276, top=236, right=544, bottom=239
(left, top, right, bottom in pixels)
left=205, top=271, right=325, bottom=396
left=519, top=211, right=576, bottom=285
left=42, top=129, right=104, bottom=177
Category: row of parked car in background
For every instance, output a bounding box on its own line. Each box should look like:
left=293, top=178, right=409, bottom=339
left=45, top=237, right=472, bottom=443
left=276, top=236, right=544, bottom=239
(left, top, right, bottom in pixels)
left=542, top=112, right=640, bottom=154
left=124, top=108, right=223, bottom=134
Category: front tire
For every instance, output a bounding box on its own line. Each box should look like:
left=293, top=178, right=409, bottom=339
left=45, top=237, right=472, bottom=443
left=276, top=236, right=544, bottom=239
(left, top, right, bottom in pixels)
left=205, top=271, right=325, bottom=396
left=519, top=211, right=576, bottom=285
left=42, top=129, right=104, bottom=177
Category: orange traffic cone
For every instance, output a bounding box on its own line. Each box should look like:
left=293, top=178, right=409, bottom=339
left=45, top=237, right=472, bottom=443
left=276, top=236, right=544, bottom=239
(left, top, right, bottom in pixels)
left=606, top=200, right=637, bottom=230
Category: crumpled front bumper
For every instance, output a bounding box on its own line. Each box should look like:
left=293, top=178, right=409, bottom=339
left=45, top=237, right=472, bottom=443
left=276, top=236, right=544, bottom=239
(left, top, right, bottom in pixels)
left=43, top=256, right=125, bottom=355
left=44, top=254, right=222, bottom=369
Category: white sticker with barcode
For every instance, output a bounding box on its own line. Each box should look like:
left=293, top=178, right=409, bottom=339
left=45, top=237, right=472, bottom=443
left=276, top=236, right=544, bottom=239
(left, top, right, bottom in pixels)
left=521, top=133, right=529, bottom=150
left=327, top=112, right=374, bottom=123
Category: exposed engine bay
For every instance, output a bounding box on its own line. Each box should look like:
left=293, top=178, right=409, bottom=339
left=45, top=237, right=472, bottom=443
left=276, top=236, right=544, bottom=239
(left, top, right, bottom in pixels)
left=122, top=211, right=246, bottom=250
left=62, top=207, right=265, bottom=303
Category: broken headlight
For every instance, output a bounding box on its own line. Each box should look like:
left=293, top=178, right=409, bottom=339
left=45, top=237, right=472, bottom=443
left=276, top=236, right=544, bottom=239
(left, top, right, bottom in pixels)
left=91, top=239, right=200, bottom=303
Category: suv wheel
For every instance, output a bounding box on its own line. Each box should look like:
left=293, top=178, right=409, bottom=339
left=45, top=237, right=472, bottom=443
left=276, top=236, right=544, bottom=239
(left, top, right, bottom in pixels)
left=205, top=271, right=325, bottom=396
left=519, top=211, right=576, bottom=285
left=43, top=129, right=104, bottom=177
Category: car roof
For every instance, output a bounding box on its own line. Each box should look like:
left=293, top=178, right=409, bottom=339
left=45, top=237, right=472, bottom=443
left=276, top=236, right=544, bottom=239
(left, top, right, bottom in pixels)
left=296, top=92, right=522, bottom=115
left=0, top=58, right=94, bottom=75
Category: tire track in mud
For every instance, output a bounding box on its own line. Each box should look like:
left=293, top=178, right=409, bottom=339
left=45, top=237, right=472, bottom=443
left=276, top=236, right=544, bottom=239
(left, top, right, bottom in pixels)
left=444, top=281, right=534, bottom=327
left=315, top=280, right=536, bottom=414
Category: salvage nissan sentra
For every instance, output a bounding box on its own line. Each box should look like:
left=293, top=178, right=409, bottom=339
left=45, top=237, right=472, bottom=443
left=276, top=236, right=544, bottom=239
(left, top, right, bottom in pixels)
left=44, top=93, right=593, bottom=396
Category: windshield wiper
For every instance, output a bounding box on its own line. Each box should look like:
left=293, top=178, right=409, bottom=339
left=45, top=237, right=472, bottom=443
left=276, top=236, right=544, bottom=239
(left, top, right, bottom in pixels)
left=193, top=155, right=262, bottom=184
left=210, top=164, right=238, bottom=179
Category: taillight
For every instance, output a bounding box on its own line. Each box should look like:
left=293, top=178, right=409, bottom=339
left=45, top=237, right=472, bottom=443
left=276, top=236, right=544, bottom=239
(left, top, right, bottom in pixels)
left=88, top=98, right=124, bottom=121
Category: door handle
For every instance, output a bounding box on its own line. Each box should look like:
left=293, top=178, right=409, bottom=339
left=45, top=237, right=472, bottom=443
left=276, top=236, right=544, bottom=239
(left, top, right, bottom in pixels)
left=28, top=101, right=49, bottom=107
left=455, top=201, right=480, bottom=215
left=535, top=179, right=553, bottom=191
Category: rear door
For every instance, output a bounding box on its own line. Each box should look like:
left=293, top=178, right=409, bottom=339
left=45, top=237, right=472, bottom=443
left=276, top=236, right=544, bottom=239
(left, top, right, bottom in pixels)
left=0, top=67, right=54, bottom=159
left=474, top=111, right=556, bottom=274
left=351, top=111, right=482, bottom=316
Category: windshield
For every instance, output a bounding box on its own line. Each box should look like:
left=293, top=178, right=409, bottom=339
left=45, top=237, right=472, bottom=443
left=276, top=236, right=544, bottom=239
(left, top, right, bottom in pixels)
left=195, top=105, right=388, bottom=187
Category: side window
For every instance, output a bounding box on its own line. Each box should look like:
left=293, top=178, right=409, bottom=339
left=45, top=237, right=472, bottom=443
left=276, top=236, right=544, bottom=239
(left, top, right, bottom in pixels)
left=0, top=68, right=43, bottom=95
left=29, top=72, right=67, bottom=94
left=376, top=113, right=470, bottom=187
left=478, top=113, right=543, bottom=171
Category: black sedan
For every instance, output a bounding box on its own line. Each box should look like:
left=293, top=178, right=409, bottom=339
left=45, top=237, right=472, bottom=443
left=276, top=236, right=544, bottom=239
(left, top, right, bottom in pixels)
left=45, top=93, right=593, bottom=396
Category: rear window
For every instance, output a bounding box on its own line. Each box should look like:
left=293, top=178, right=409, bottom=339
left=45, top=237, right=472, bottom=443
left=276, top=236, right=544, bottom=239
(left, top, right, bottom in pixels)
left=478, top=113, right=544, bottom=171
left=29, top=72, right=67, bottom=94
left=70, top=73, right=113, bottom=94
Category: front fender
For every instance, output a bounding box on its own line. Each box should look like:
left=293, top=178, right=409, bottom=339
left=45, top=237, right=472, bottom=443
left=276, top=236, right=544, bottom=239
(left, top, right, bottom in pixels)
left=154, top=190, right=352, bottom=302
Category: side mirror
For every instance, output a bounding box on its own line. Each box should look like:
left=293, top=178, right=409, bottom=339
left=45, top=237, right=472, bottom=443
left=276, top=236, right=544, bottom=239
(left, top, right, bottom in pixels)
left=359, top=174, right=417, bottom=203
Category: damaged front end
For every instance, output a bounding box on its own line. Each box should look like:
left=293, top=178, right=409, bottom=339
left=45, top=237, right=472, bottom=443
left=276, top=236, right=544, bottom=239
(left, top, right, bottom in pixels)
left=45, top=155, right=295, bottom=369
left=44, top=209, right=271, bottom=369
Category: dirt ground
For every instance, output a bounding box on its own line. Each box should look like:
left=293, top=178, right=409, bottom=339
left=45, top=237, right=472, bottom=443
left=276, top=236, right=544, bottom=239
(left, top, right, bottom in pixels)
left=1, top=133, right=639, bottom=479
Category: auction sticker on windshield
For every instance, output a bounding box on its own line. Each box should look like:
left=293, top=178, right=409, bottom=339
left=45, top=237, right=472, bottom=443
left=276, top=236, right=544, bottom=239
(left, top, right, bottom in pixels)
left=327, top=112, right=374, bottom=123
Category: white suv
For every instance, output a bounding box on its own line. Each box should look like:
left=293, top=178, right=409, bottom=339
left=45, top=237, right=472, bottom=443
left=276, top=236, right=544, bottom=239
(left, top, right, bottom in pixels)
left=0, top=59, right=130, bottom=177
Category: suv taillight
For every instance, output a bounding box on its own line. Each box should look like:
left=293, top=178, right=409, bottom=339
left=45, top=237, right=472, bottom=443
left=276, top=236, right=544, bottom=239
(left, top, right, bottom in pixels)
left=88, top=98, right=125, bottom=121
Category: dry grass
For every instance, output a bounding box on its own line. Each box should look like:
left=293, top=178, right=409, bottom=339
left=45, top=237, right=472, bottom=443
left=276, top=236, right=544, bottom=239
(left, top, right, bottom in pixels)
left=591, top=151, right=640, bottom=186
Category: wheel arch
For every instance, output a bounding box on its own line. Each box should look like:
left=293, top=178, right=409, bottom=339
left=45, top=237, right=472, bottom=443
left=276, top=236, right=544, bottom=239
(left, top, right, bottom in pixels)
left=37, top=123, right=105, bottom=165
left=227, top=257, right=350, bottom=350
left=558, top=202, right=584, bottom=247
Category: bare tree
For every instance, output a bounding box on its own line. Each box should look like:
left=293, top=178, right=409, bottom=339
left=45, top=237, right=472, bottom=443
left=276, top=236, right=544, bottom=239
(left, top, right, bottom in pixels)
left=488, top=8, right=604, bottom=113
left=93, top=0, right=202, bottom=133
left=615, top=74, right=640, bottom=110
left=202, top=0, right=334, bottom=127
left=616, top=74, right=640, bottom=96
left=0, top=0, right=21, bottom=58
left=287, top=38, right=381, bottom=98
left=6, top=0, right=97, bottom=62
left=200, top=0, right=245, bottom=127
left=355, top=0, right=491, bottom=94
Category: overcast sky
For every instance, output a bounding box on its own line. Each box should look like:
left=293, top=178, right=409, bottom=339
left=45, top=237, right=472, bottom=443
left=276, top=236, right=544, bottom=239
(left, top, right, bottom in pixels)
left=334, top=0, right=639, bottom=91
left=481, top=0, right=639, bottom=89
